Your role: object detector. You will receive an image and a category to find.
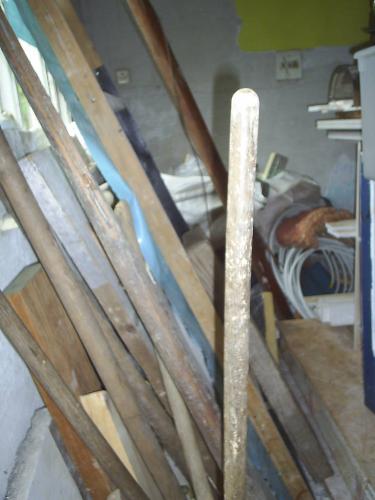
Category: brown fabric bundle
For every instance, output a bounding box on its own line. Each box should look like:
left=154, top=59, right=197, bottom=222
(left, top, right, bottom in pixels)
left=276, top=207, right=352, bottom=249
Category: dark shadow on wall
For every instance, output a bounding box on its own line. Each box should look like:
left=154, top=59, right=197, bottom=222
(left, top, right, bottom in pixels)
left=212, top=65, right=240, bottom=168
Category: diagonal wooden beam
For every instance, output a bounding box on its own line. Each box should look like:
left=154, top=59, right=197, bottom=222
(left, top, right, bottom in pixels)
left=121, top=0, right=292, bottom=319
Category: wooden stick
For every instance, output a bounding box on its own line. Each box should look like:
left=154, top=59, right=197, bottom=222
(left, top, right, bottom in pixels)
left=159, top=361, right=215, bottom=500
left=121, top=0, right=292, bottom=319
left=122, top=0, right=227, bottom=202
left=0, top=128, right=183, bottom=500
left=0, top=10, right=221, bottom=465
left=224, top=89, right=259, bottom=500
left=0, top=292, right=147, bottom=500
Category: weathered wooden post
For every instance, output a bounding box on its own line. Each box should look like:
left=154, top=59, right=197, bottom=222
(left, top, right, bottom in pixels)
left=224, top=89, right=259, bottom=499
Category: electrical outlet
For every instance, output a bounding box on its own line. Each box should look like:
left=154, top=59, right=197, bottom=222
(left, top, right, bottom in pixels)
left=276, top=52, right=302, bottom=80
left=116, top=68, right=131, bottom=85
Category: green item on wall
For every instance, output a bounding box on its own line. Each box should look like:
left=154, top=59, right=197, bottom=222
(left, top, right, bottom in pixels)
left=235, top=0, right=369, bottom=52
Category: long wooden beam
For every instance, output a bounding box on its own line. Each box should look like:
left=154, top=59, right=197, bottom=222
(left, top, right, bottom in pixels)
left=0, top=10, right=221, bottom=465
left=0, top=291, right=147, bottom=500
left=0, top=128, right=182, bottom=500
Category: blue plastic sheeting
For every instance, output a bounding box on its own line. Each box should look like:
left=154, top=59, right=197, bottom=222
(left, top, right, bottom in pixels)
left=5, top=2, right=292, bottom=496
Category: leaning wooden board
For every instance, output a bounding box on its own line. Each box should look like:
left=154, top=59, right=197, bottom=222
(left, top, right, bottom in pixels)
left=280, top=319, right=375, bottom=499
left=5, top=264, right=111, bottom=499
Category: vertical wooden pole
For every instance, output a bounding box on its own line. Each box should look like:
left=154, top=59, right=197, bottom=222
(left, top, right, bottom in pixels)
left=224, top=89, right=259, bottom=500
left=0, top=292, right=148, bottom=500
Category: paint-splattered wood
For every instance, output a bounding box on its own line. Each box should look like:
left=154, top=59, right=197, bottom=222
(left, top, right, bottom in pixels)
left=5, top=264, right=111, bottom=499
left=280, top=319, right=375, bottom=498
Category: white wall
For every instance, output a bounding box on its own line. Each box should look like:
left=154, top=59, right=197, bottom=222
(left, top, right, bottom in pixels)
left=75, top=0, right=356, bottom=192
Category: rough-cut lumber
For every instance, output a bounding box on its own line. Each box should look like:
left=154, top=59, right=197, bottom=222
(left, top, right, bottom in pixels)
left=86, top=284, right=189, bottom=480
left=0, top=12, right=222, bottom=466
left=0, top=291, right=148, bottom=500
left=0, top=128, right=183, bottom=500
left=224, top=89, right=259, bottom=500
left=5, top=264, right=111, bottom=499
left=55, top=0, right=101, bottom=70
left=183, top=227, right=225, bottom=315
left=121, top=0, right=291, bottom=319
left=81, top=391, right=163, bottom=500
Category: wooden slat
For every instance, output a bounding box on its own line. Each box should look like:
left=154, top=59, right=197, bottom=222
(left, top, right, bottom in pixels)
left=5, top=264, right=112, bottom=499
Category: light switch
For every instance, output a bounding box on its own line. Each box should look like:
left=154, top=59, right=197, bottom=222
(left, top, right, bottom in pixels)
left=116, top=68, right=131, bottom=85
left=276, top=52, right=302, bottom=80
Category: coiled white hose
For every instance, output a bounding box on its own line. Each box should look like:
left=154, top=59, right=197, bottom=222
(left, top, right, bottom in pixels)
left=267, top=205, right=354, bottom=319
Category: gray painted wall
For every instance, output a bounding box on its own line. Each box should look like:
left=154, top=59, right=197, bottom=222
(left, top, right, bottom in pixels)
left=75, top=0, right=356, bottom=191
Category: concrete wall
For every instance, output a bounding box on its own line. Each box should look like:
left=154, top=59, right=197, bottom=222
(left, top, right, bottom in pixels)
left=75, top=0, right=356, bottom=192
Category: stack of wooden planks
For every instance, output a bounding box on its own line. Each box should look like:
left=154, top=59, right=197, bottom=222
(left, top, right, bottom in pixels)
left=0, top=1, right=335, bottom=498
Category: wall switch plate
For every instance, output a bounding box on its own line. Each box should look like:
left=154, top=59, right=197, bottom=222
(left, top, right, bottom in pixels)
left=276, top=51, right=302, bottom=80
left=116, top=68, right=131, bottom=85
